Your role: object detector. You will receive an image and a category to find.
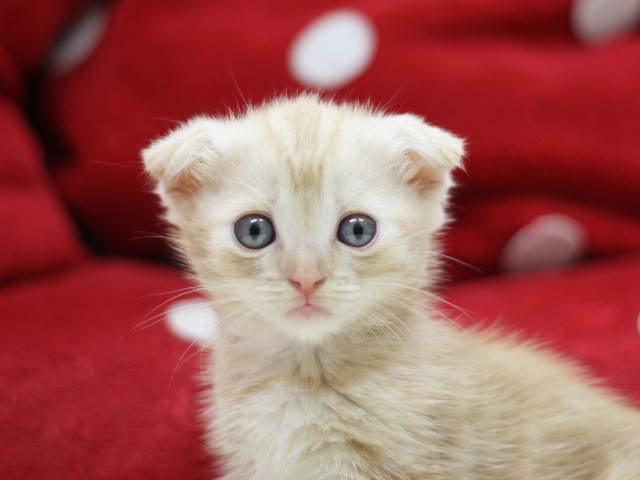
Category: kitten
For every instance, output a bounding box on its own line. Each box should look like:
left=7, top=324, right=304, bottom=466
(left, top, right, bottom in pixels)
left=143, top=95, right=640, bottom=479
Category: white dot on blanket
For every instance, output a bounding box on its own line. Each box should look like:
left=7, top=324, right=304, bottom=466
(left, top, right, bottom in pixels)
left=500, top=214, right=588, bottom=273
left=165, top=298, right=219, bottom=346
left=288, top=9, right=377, bottom=90
left=48, top=4, right=110, bottom=75
left=571, top=0, right=640, bottom=43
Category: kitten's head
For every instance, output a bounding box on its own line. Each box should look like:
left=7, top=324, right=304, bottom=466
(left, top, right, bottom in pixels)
left=143, top=96, right=463, bottom=344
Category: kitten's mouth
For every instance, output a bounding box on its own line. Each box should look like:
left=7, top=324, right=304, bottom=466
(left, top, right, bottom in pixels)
left=287, top=303, right=329, bottom=319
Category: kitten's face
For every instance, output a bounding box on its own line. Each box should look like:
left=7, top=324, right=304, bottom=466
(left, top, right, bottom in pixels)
left=144, top=97, right=463, bottom=343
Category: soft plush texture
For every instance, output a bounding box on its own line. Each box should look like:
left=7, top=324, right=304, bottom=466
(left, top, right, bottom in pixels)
left=0, top=260, right=215, bottom=479
left=0, top=0, right=89, bottom=284
left=0, top=0, right=639, bottom=478
left=0, top=99, right=84, bottom=283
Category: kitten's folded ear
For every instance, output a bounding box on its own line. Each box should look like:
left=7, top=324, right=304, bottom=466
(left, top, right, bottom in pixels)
left=384, top=114, right=465, bottom=193
left=142, top=117, right=220, bottom=195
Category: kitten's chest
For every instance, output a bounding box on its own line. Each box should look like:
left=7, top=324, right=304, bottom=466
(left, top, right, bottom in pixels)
left=212, top=361, right=379, bottom=478
left=209, top=343, right=461, bottom=479
left=214, top=355, right=370, bottom=441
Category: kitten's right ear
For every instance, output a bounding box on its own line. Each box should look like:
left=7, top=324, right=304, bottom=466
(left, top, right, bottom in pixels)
left=383, top=114, right=465, bottom=194
left=142, top=117, right=220, bottom=195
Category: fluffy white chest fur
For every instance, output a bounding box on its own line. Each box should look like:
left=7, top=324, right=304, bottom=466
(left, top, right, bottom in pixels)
left=143, top=96, right=640, bottom=479
left=210, top=325, right=466, bottom=480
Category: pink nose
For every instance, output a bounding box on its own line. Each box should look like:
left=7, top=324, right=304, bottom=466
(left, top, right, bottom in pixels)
left=289, top=272, right=326, bottom=298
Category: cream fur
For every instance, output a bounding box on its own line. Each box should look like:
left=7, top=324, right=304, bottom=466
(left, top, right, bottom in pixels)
left=143, top=95, right=640, bottom=479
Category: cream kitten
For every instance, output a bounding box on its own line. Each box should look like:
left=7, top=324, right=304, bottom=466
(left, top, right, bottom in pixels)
left=143, top=95, right=640, bottom=479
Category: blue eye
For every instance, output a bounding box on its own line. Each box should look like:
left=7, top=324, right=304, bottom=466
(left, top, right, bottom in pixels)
left=337, top=214, right=376, bottom=248
left=234, top=214, right=275, bottom=249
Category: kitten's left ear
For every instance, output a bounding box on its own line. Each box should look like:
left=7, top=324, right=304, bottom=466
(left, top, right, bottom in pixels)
left=142, top=117, right=221, bottom=196
left=384, top=114, right=465, bottom=193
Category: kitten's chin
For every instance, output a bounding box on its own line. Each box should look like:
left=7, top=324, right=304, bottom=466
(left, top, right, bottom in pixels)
left=286, top=304, right=329, bottom=319
left=274, top=303, right=343, bottom=343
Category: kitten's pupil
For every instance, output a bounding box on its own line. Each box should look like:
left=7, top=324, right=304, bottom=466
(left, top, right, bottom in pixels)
left=249, top=222, right=260, bottom=239
left=353, top=222, right=364, bottom=239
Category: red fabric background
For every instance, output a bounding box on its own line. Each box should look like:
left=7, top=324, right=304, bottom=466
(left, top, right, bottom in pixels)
left=0, top=260, right=215, bottom=479
left=0, top=99, right=83, bottom=283
left=0, top=0, right=86, bottom=283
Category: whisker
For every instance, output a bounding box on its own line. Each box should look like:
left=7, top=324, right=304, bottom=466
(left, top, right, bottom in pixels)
left=169, top=301, right=256, bottom=383
left=364, top=280, right=476, bottom=324
left=219, top=304, right=265, bottom=358
left=377, top=291, right=467, bottom=332
left=169, top=336, right=206, bottom=390
left=214, top=304, right=253, bottom=345
left=359, top=310, right=393, bottom=357
left=131, top=282, right=254, bottom=334
left=141, top=285, right=207, bottom=297
left=364, top=302, right=402, bottom=335
left=136, top=287, right=210, bottom=323
left=364, top=287, right=466, bottom=336
left=364, top=302, right=411, bottom=343
left=130, top=233, right=172, bottom=242
left=426, top=251, right=484, bottom=274
left=125, top=295, right=246, bottom=338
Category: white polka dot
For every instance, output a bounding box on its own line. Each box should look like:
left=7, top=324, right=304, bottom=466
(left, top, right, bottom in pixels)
left=165, top=298, right=218, bottom=346
left=49, top=4, right=110, bottom=75
left=500, top=214, right=589, bottom=273
left=571, top=0, right=640, bottom=44
left=288, top=9, right=377, bottom=90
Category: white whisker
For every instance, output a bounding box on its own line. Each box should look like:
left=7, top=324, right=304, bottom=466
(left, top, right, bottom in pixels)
left=426, top=250, right=484, bottom=274
left=363, top=280, right=476, bottom=325
left=123, top=295, right=246, bottom=339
